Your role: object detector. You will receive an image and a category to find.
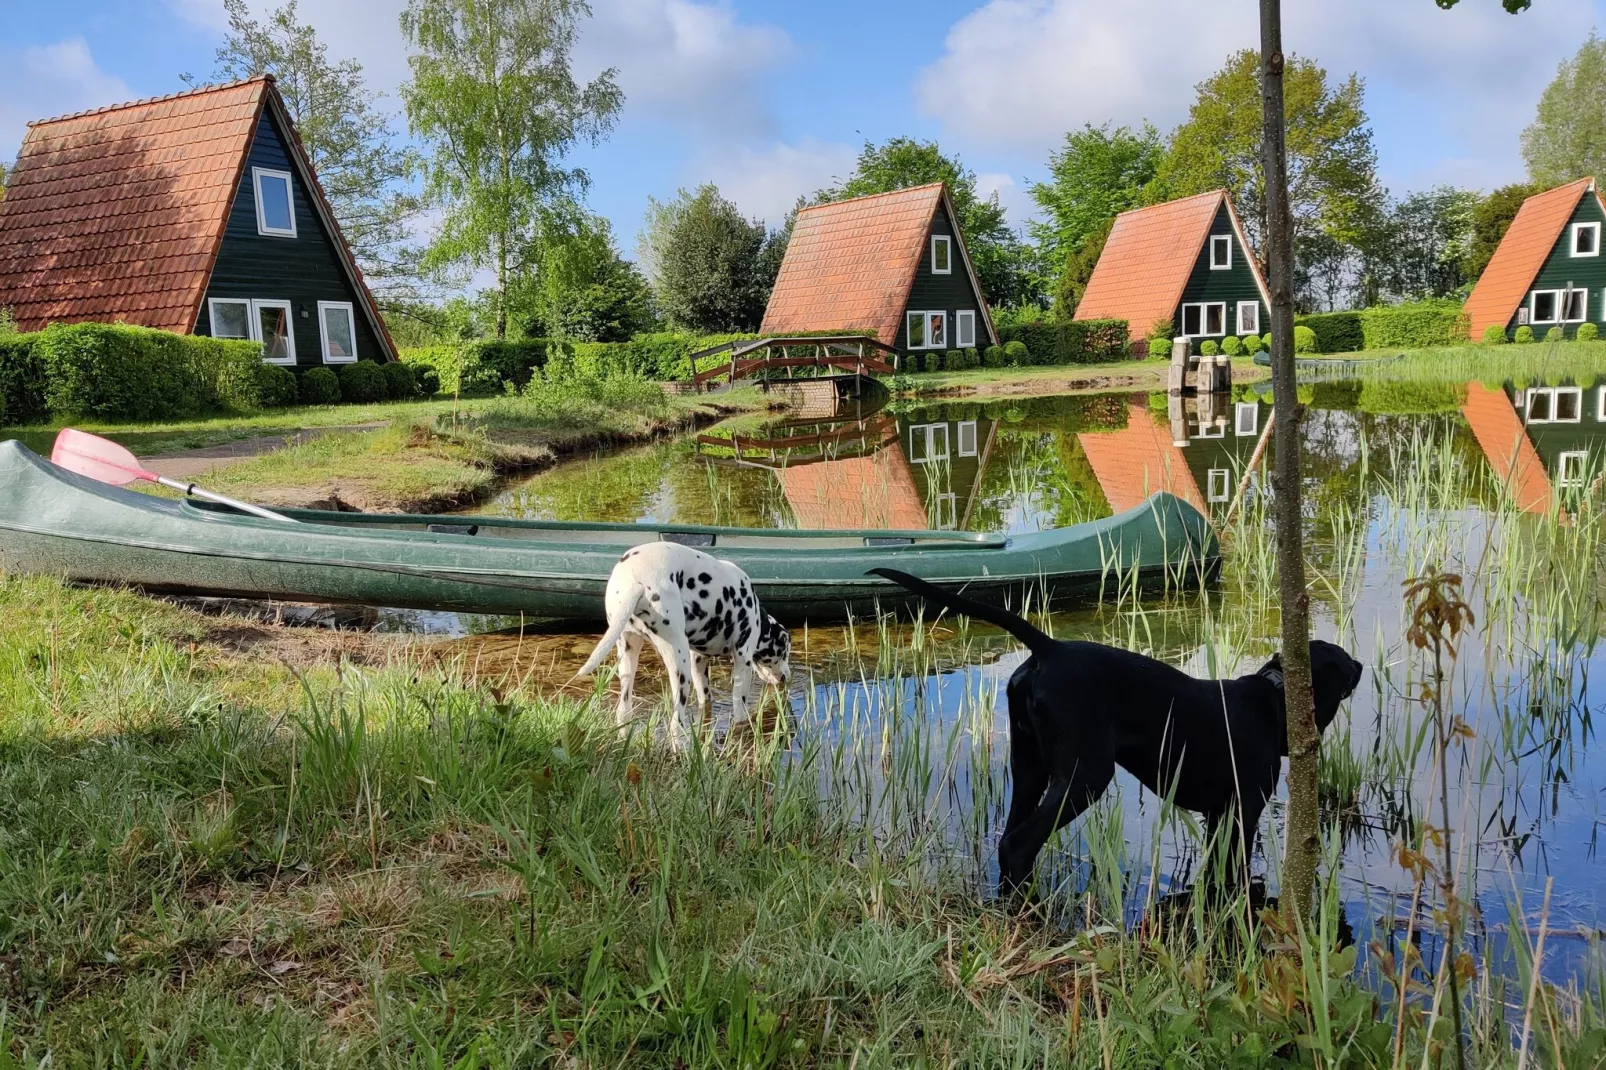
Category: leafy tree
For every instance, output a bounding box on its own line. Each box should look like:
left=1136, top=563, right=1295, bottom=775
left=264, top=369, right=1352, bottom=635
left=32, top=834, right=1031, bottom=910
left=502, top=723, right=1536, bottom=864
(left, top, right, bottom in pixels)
left=1159, top=49, right=1383, bottom=271
left=208, top=0, right=420, bottom=306
left=1368, top=187, right=1479, bottom=301
left=401, top=0, right=623, bottom=338
left=1463, top=182, right=1541, bottom=281
left=508, top=212, right=657, bottom=341
left=1051, top=217, right=1114, bottom=317
left=1523, top=34, right=1606, bottom=188
left=819, top=137, right=1037, bottom=308
left=1029, top=123, right=1164, bottom=284
left=638, top=185, right=779, bottom=333
left=1293, top=231, right=1359, bottom=312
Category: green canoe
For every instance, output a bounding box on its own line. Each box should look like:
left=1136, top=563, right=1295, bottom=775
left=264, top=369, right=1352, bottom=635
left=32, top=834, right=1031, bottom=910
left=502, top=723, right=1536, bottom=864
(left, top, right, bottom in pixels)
left=0, top=439, right=1218, bottom=624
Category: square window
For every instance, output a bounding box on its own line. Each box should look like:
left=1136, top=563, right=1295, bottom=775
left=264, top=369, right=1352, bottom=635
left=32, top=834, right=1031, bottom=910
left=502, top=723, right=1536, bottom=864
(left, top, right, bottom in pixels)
left=1207, top=469, right=1231, bottom=502
left=957, top=420, right=978, bottom=457
left=1205, top=304, right=1225, bottom=335
left=1573, top=222, right=1600, bottom=257
left=1532, top=290, right=1559, bottom=324
left=1181, top=304, right=1202, bottom=337
left=928, top=312, right=947, bottom=349
left=932, top=235, right=952, bottom=274
left=908, top=424, right=949, bottom=464
left=252, top=167, right=296, bottom=237
left=1557, top=386, right=1582, bottom=421
left=1235, top=402, right=1259, bottom=437
left=955, top=310, right=976, bottom=348
left=1559, top=451, right=1588, bottom=488
left=318, top=301, right=357, bottom=363
left=1210, top=235, right=1232, bottom=270
left=906, top=311, right=926, bottom=350
left=1196, top=417, right=1226, bottom=439
left=1237, top=301, right=1260, bottom=336
left=934, top=492, right=957, bottom=530
left=208, top=298, right=251, bottom=340
left=1564, top=289, right=1589, bottom=322
left=254, top=300, right=295, bottom=364
left=1528, top=389, right=1553, bottom=423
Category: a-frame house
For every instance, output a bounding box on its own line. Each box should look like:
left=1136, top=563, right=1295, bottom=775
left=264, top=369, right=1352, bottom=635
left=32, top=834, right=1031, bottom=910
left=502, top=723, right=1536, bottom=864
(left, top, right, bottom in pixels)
left=1464, top=178, right=1606, bottom=342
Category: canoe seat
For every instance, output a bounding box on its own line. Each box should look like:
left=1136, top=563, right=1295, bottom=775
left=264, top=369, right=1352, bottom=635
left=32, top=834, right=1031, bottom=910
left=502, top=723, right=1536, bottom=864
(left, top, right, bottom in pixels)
left=864, top=537, right=915, bottom=547
left=428, top=524, right=480, bottom=537
left=661, top=531, right=716, bottom=548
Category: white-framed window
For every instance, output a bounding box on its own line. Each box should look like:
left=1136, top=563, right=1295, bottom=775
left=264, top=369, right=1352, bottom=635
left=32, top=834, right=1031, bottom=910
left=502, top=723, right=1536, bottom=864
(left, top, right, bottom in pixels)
left=1531, top=290, right=1561, bottom=325
left=1572, top=221, right=1600, bottom=257
left=317, top=301, right=358, bottom=363
left=957, top=420, right=978, bottom=457
left=1196, top=417, right=1226, bottom=440
left=1235, top=402, right=1259, bottom=437
left=1559, top=451, right=1589, bottom=488
left=906, top=310, right=947, bottom=350
left=1180, top=302, right=1227, bottom=338
left=955, top=309, right=976, bottom=348
left=933, top=492, right=958, bottom=530
left=931, top=235, right=952, bottom=274
left=1597, top=385, right=1606, bottom=421
left=1210, top=235, right=1232, bottom=270
left=1236, top=301, right=1260, bottom=336
left=208, top=298, right=251, bottom=341
left=907, top=423, right=949, bottom=464
left=1527, top=386, right=1582, bottom=424
left=252, top=167, right=296, bottom=238
left=253, top=299, right=296, bottom=364
left=1207, top=469, right=1231, bottom=502
left=1563, top=288, right=1589, bottom=322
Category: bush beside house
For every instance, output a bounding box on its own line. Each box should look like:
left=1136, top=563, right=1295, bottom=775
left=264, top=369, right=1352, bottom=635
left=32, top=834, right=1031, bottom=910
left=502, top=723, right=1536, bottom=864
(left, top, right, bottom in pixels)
left=995, top=318, right=1128, bottom=366
left=1292, top=300, right=1470, bottom=354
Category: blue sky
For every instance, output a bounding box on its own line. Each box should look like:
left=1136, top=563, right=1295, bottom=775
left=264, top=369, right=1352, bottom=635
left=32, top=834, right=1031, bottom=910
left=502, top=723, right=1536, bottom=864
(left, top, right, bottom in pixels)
left=4, top=0, right=1605, bottom=265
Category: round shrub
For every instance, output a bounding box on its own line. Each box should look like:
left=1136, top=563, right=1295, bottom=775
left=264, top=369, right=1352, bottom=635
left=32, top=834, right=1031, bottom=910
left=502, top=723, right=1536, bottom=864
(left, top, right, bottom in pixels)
left=1514, top=325, right=1535, bottom=344
left=1292, top=326, right=1317, bottom=353
left=337, top=360, right=387, bottom=403
left=381, top=360, right=418, bottom=400
left=1199, top=339, right=1220, bottom=356
left=1482, top=323, right=1508, bottom=345
left=1241, top=333, right=1262, bottom=356
left=984, top=344, right=1005, bottom=366
left=945, top=349, right=962, bottom=371
left=414, top=364, right=441, bottom=395
left=1262, top=334, right=1273, bottom=350
left=962, top=347, right=980, bottom=369
left=1546, top=326, right=1566, bottom=343
left=1149, top=338, right=1172, bottom=360
left=253, top=363, right=298, bottom=408
left=299, top=366, right=341, bottom=405
left=1578, top=322, right=1600, bottom=342
left=1220, top=334, right=1243, bottom=357
left=1003, top=340, right=1028, bottom=366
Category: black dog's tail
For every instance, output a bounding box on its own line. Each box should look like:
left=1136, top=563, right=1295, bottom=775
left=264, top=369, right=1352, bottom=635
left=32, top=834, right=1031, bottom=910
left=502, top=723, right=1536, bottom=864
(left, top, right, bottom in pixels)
left=867, top=567, right=1058, bottom=655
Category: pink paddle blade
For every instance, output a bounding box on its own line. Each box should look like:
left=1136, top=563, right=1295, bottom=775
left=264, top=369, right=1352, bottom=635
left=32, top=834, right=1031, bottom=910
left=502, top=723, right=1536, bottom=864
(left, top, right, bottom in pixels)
left=50, top=428, right=159, bottom=487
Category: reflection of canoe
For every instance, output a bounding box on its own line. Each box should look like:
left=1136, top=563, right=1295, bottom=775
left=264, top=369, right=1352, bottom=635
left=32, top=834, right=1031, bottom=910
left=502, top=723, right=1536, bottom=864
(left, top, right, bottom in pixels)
left=0, top=440, right=1218, bottom=624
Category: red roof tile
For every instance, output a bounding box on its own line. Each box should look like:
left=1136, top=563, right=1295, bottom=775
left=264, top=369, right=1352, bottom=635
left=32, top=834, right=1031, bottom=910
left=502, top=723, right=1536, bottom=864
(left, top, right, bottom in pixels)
left=1074, top=190, right=1267, bottom=341
left=0, top=78, right=270, bottom=333
left=1461, top=382, right=1553, bottom=514
left=761, top=184, right=989, bottom=346
left=777, top=440, right=930, bottom=530
left=1076, top=400, right=1205, bottom=514
left=1463, top=178, right=1597, bottom=340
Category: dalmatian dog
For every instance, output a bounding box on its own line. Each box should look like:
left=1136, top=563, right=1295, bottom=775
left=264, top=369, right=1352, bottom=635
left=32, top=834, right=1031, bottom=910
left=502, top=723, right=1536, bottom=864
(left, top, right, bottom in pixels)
left=575, top=541, right=792, bottom=750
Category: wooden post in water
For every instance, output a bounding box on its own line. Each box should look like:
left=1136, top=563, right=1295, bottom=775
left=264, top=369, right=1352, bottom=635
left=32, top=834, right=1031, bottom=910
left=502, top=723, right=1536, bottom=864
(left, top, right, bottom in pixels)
left=1168, top=339, right=1190, bottom=394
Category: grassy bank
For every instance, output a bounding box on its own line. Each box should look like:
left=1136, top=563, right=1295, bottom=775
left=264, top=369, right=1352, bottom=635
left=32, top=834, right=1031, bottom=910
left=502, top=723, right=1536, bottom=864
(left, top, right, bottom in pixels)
left=902, top=356, right=1267, bottom=399
left=193, top=380, right=771, bottom=512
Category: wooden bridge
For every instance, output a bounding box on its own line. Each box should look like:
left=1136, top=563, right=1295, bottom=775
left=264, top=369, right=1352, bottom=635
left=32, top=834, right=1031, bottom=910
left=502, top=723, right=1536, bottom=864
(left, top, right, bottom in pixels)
left=689, top=335, right=900, bottom=387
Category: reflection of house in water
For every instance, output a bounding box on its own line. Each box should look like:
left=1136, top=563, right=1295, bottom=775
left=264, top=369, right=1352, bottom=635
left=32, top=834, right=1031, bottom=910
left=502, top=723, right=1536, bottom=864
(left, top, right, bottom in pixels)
left=1463, top=380, right=1606, bottom=512
left=697, top=410, right=997, bottom=530
left=1075, top=399, right=1208, bottom=513
left=1174, top=393, right=1272, bottom=508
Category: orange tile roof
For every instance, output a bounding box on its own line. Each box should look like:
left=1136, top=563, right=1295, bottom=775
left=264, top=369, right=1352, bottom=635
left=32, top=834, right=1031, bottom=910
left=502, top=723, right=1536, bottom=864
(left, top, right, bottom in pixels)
left=1076, top=400, right=1206, bottom=514
left=762, top=184, right=972, bottom=346
left=1464, top=178, right=1598, bottom=340
left=1461, top=382, right=1553, bottom=514
left=1074, top=190, right=1268, bottom=341
left=777, top=439, right=930, bottom=530
left=0, top=78, right=273, bottom=333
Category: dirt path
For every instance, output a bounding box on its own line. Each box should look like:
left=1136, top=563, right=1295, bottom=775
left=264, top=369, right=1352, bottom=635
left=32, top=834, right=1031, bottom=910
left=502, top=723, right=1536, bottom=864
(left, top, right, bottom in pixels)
left=145, top=424, right=384, bottom=480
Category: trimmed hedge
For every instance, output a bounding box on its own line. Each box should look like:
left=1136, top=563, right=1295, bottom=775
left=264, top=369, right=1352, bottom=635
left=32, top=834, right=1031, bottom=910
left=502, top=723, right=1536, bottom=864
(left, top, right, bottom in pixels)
left=1003, top=340, right=1028, bottom=366
left=1293, top=301, right=1470, bottom=354
left=1293, top=326, right=1317, bottom=354
left=1221, top=335, right=1243, bottom=357
left=399, top=339, right=556, bottom=397
left=337, top=360, right=388, bottom=403
left=1242, top=333, right=1262, bottom=355
left=300, top=367, right=341, bottom=405
left=0, top=332, right=46, bottom=424
left=996, top=318, right=1128, bottom=365
left=1546, top=326, right=1565, bottom=342
left=984, top=344, right=1005, bottom=366
left=1515, top=325, right=1535, bottom=344
left=1199, top=340, right=1220, bottom=356
left=1296, top=312, right=1365, bottom=355
left=255, top=364, right=299, bottom=408
left=1579, top=323, right=1600, bottom=342
left=380, top=360, right=418, bottom=400
left=1482, top=323, right=1507, bottom=345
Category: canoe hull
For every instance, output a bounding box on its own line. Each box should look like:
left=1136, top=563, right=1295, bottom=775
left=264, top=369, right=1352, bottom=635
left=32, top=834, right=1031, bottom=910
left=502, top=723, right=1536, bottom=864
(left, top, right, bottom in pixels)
left=0, top=440, right=1218, bottom=624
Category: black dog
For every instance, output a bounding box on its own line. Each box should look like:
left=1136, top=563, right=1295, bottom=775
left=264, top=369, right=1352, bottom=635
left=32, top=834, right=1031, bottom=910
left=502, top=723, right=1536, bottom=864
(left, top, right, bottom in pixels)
left=869, top=569, right=1363, bottom=891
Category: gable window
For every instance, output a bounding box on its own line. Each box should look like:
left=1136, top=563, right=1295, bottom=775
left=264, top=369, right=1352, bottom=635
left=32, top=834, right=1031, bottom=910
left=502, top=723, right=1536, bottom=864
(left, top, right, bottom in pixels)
left=318, top=301, right=358, bottom=363
left=208, top=298, right=251, bottom=341
left=1559, top=451, right=1589, bottom=488
left=1207, top=469, right=1231, bottom=502
left=1236, top=301, right=1260, bottom=337
left=1180, top=302, right=1227, bottom=338
left=1531, top=290, right=1560, bottom=325
left=1573, top=221, right=1600, bottom=257
left=957, top=420, right=978, bottom=457
left=1235, top=402, right=1259, bottom=437
left=252, top=167, right=296, bottom=238
left=1527, top=386, right=1582, bottom=423
left=908, top=423, right=949, bottom=464
left=1210, top=234, right=1232, bottom=270
left=254, top=299, right=295, bottom=364
left=932, top=235, right=952, bottom=274
left=906, top=310, right=947, bottom=350
left=955, top=309, right=976, bottom=348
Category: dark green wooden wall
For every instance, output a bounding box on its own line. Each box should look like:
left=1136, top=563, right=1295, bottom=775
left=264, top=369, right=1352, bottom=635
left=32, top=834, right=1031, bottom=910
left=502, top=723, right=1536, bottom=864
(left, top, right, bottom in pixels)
left=194, top=108, right=387, bottom=367
left=1174, top=202, right=1267, bottom=340
left=1504, top=191, right=1606, bottom=339
left=895, top=202, right=996, bottom=352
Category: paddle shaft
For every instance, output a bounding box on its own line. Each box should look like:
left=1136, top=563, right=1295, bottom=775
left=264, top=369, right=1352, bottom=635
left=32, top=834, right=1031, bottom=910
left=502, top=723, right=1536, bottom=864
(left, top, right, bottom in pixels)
left=153, top=476, right=296, bottom=523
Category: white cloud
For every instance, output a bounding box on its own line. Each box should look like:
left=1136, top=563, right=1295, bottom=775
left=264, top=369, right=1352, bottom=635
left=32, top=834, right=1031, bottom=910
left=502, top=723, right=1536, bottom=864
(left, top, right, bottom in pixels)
left=0, top=39, right=133, bottom=161
left=697, top=138, right=858, bottom=226
left=164, top=0, right=229, bottom=32
left=976, top=171, right=1038, bottom=227
left=916, top=0, right=1596, bottom=191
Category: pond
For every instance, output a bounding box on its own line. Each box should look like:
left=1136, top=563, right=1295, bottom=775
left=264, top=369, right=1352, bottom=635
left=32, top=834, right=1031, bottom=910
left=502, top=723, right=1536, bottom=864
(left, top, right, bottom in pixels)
left=461, top=376, right=1606, bottom=995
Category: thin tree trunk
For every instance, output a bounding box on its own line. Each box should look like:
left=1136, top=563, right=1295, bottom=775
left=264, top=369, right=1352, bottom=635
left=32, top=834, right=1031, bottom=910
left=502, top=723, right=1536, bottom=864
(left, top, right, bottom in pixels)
left=1259, top=0, right=1320, bottom=926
